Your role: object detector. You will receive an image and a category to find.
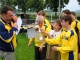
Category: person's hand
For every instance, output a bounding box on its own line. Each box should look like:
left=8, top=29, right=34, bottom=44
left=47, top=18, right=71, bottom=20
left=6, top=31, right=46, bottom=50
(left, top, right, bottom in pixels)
left=39, top=45, right=43, bottom=52
left=40, top=28, right=48, bottom=34
left=51, top=46, right=57, bottom=51
left=13, top=22, right=18, bottom=29
left=28, top=43, right=31, bottom=47
left=35, top=28, right=39, bottom=31
left=40, top=28, right=45, bottom=33
left=12, top=15, right=18, bottom=22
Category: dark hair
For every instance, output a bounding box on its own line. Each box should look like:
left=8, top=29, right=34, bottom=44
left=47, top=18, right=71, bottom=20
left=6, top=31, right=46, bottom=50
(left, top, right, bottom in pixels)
left=70, top=11, right=76, bottom=16
left=62, top=9, right=71, bottom=15
left=38, top=10, right=45, bottom=16
left=1, top=6, right=13, bottom=14
left=61, top=15, right=72, bottom=25
left=55, top=19, right=62, bottom=28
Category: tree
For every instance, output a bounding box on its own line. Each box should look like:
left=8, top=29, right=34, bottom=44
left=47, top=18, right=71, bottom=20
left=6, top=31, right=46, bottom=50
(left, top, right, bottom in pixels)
left=15, top=0, right=28, bottom=13
left=26, top=0, right=44, bottom=12
left=77, top=0, right=80, bottom=5
left=0, top=0, right=16, bottom=10
left=60, top=0, right=69, bottom=9
left=45, top=0, right=69, bottom=18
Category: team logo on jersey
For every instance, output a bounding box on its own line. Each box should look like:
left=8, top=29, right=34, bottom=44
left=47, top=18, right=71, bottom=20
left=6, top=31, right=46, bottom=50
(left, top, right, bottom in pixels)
left=62, top=36, right=69, bottom=40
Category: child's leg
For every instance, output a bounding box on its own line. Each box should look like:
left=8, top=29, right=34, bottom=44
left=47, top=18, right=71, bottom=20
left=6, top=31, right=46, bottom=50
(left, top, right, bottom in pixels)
left=35, top=46, right=40, bottom=60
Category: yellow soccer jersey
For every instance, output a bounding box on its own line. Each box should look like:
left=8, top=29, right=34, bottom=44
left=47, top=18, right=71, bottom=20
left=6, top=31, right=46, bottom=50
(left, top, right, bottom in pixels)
left=44, top=18, right=51, bottom=32
left=45, top=30, right=78, bottom=60
left=29, top=25, right=49, bottom=47
left=71, top=20, right=80, bottom=34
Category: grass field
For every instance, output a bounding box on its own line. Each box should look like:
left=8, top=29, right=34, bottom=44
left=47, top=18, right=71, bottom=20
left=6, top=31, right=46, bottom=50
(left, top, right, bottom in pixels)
left=0, top=33, right=35, bottom=60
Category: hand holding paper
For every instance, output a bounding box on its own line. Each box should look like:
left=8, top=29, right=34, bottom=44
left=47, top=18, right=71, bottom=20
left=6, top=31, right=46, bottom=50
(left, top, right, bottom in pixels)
left=27, top=28, right=37, bottom=38
left=16, top=17, right=22, bottom=35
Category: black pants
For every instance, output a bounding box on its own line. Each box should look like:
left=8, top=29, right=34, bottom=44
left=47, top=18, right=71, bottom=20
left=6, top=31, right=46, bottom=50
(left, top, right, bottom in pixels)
left=35, top=46, right=46, bottom=60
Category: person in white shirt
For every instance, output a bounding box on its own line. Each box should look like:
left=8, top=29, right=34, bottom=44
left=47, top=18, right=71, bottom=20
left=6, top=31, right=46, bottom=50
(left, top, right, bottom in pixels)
left=39, top=19, right=62, bottom=60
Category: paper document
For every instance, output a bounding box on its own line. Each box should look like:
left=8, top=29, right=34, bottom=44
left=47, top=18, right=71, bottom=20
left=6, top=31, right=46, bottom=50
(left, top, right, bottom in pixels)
left=16, top=17, right=22, bottom=35
left=27, top=28, right=37, bottom=38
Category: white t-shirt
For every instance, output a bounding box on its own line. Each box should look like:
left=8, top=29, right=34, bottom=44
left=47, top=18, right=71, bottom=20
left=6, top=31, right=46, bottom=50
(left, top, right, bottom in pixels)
left=49, top=30, right=61, bottom=39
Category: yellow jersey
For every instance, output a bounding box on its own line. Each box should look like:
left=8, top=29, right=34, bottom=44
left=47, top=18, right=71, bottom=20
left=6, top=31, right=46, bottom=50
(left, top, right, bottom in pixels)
left=29, top=24, right=50, bottom=47
left=44, top=18, right=51, bottom=32
left=71, top=20, right=80, bottom=35
left=45, top=29, right=78, bottom=60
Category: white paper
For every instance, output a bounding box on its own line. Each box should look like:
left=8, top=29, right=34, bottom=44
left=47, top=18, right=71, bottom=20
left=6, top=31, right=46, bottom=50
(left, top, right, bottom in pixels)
left=16, top=17, right=22, bottom=35
left=27, top=28, right=37, bottom=39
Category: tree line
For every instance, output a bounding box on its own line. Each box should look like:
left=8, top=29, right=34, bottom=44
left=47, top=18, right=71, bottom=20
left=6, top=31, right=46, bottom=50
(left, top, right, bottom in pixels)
left=0, top=0, right=80, bottom=13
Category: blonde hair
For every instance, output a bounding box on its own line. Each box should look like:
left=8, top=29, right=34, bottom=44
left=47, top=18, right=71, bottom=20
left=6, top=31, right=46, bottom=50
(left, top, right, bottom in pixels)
left=36, top=16, right=44, bottom=22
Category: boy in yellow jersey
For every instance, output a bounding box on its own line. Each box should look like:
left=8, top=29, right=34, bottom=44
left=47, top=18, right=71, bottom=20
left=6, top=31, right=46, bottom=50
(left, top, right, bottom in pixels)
left=70, top=12, right=80, bottom=35
left=40, top=15, right=78, bottom=60
left=38, top=10, right=51, bottom=32
left=38, top=10, right=51, bottom=60
left=39, top=19, right=62, bottom=60
left=70, top=11, right=80, bottom=60
left=62, top=9, right=71, bottom=31
left=28, top=16, right=49, bottom=60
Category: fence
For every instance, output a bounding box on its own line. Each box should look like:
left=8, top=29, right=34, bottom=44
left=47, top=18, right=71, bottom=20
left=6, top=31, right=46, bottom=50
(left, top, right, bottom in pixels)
left=17, top=11, right=80, bottom=25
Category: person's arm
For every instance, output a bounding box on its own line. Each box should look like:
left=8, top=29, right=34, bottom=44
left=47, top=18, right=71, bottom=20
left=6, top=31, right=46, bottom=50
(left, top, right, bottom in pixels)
left=39, top=41, right=46, bottom=51
left=45, top=35, right=61, bottom=45
left=43, top=31, right=52, bottom=38
left=40, top=28, right=52, bottom=38
left=0, top=23, right=17, bottom=43
left=57, top=32, right=77, bottom=53
left=28, top=38, right=35, bottom=47
left=39, top=29, right=52, bottom=51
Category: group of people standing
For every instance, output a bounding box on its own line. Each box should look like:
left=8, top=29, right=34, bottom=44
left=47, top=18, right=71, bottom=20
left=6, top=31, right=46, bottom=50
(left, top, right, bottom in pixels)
left=0, top=5, right=80, bottom=60
left=28, top=9, right=80, bottom=60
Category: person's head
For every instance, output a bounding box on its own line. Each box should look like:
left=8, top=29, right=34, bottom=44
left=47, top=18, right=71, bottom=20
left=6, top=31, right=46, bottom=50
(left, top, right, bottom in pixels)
left=1, top=6, right=14, bottom=22
left=62, top=9, right=71, bottom=16
left=34, top=12, right=37, bottom=17
left=53, top=19, right=62, bottom=31
left=61, top=15, right=72, bottom=28
left=38, top=10, right=46, bottom=17
left=70, top=11, right=76, bottom=21
left=36, top=15, right=45, bottom=27
left=51, top=21, right=55, bottom=30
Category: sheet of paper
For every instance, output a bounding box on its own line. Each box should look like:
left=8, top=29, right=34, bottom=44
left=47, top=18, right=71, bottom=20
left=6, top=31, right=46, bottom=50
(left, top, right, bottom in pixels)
left=27, top=28, right=37, bottom=39
left=16, top=17, right=22, bottom=35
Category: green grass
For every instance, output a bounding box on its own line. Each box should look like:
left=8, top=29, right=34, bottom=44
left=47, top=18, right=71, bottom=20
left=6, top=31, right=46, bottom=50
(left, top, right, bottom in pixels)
left=15, top=33, right=35, bottom=60
left=0, top=33, right=35, bottom=60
